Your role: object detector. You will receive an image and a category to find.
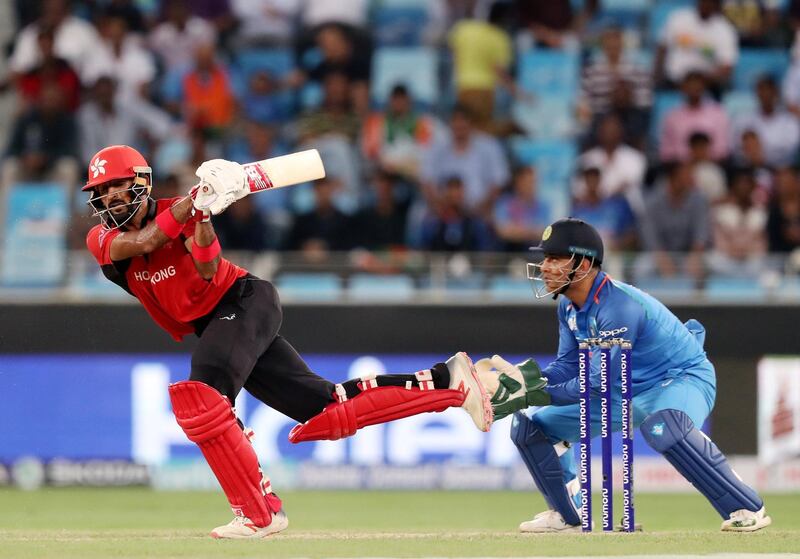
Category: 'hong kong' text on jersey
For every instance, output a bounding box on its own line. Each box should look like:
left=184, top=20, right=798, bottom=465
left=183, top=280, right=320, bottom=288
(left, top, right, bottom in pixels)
left=86, top=197, right=246, bottom=341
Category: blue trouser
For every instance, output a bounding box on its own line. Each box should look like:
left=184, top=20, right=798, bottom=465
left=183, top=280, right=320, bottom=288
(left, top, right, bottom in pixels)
left=527, top=371, right=716, bottom=482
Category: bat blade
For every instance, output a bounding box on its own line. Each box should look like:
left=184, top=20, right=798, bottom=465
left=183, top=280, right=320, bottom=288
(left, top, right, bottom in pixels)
left=243, top=149, right=326, bottom=193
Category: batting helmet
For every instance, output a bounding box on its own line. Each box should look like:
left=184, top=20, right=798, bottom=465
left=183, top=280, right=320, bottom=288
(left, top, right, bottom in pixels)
left=82, top=145, right=152, bottom=191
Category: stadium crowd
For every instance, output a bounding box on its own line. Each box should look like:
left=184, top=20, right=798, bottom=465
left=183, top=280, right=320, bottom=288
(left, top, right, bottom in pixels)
left=2, top=0, right=800, bottom=286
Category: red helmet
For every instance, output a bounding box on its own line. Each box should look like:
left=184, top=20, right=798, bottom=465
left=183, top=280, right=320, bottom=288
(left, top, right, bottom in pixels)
left=82, top=145, right=152, bottom=191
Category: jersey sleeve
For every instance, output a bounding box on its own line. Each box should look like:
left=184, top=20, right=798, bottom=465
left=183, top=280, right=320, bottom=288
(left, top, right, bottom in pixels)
left=546, top=291, right=644, bottom=405
left=86, top=224, right=121, bottom=265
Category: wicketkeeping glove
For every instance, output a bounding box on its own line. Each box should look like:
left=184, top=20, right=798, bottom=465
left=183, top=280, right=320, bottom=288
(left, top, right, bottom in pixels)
left=477, top=355, right=550, bottom=421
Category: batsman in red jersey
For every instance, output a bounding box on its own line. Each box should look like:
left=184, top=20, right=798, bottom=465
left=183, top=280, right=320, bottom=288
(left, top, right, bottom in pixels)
left=83, top=145, right=492, bottom=539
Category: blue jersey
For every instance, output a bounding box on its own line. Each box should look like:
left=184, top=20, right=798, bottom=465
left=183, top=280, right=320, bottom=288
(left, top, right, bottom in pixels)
left=544, top=271, right=716, bottom=405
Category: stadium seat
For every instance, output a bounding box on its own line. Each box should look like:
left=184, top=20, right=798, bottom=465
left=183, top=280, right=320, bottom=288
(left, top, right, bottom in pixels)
left=487, top=275, right=535, bottom=302
left=348, top=273, right=416, bottom=301
left=274, top=273, right=344, bottom=302
left=722, top=90, right=757, bottom=120
left=509, top=139, right=577, bottom=186
left=0, top=183, right=68, bottom=288
left=517, top=50, right=579, bottom=99
left=373, top=5, right=428, bottom=46
left=637, top=277, right=697, bottom=299
left=704, top=276, right=767, bottom=302
left=733, top=49, right=790, bottom=92
left=650, top=90, right=683, bottom=143
left=418, top=272, right=486, bottom=292
left=371, top=47, right=439, bottom=107
left=236, top=48, right=294, bottom=79
left=511, top=95, right=575, bottom=140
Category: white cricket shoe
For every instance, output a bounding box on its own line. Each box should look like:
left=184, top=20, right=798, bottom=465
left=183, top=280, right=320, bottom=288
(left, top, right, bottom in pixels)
left=447, top=352, right=493, bottom=432
left=210, top=509, right=289, bottom=539
left=720, top=506, right=772, bottom=532
left=519, top=510, right=584, bottom=533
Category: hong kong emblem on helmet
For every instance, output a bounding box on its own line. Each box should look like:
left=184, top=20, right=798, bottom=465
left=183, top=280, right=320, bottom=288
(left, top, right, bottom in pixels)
left=91, top=157, right=107, bottom=178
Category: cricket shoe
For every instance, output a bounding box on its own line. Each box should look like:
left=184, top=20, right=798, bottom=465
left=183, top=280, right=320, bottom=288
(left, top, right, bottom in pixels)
left=519, top=510, right=585, bottom=533
left=446, top=352, right=493, bottom=432
left=210, top=509, right=289, bottom=539
left=720, top=506, right=772, bottom=532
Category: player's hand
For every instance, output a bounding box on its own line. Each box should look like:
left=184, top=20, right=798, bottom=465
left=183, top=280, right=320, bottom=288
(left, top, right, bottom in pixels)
left=190, top=182, right=233, bottom=216
left=482, top=354, right=550, bottom=420
left=193, top=159, right=249, bottom=214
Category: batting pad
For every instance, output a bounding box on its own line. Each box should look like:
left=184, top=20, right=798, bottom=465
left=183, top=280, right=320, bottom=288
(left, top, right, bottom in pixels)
left=288, top=386, right=466, bottom=443
left=510, top=412, right=582, bottom=526
left=641, top=409, right=763, bottom=518
left=169, top=381, right=281, bottom=527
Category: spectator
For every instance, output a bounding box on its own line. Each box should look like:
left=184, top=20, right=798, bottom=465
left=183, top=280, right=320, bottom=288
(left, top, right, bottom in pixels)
left=638, top=162, right=710, bottom=281
left=291, top=23, right=372, bottom=115
left=164, top=41, right=237, bottom=135
left=227, top=121, right=292, bottom=248
left=8, top=0, right=102, bottom=82
left=579, top=112, right=646, bottom=213
left=783, top=37, right=800, bottom=118
left=419, top=177, right=495, bottom=252
left=587, top=80, right=651, bottom=151
left=15, top=26, right=81, bottom=113
left=100, top=0, right=146, bottom=33
left=213, top=195, right=271, bottom=251
left=351, top=170, right=410, bottom=251
left=572, top=166, right=638, bottom=251
left=295, top=72, right=362, bottom=214
left=420, top=105, right=510, bottom=216
left=286, top=177, right=353, bottom=257
left=361, top=84, right=437, bottom=180
left=734, top=76, right=800, bottom=168
left=655, top=0, right=738, bottom=92
left=688, top=132, right=727, bottom=204
left=579, top=26, right=652, bottom=124
left=708, top=168, right=768, bottom=277
left=2, top=84, right=79, bottom=190
left=149, top=0, right=216, bottom=73
left=78, top=76, right=173, bottom=167
left=188, top=0, right=237, bottom=47
left=515, top=0, right=578, bottom=50
left=660, top=71, right=730, bottom=163
left=493, top=166, right=551, bottom=252
left=240, top=70, right=291, bottom=125
left=82, top=8, right=157, bottom=101
left=722, top=0, right=787, bottom=48
left=229, top=0, right=300, bottom=46
left=448, top=2, right=514, bottom=132
left=767, top=166, right=800, bottom=253
left=735, top=129, right=775, bottom=201
left=300, top=0, right=369, bottom=29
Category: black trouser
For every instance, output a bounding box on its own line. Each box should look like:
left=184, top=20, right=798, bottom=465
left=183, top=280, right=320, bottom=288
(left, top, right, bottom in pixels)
left=190, top=276, right=336, bottom=422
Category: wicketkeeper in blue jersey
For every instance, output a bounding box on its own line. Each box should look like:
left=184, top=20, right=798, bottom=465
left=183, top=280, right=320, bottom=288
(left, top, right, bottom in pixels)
left=475, top=217, right=771, bottom=533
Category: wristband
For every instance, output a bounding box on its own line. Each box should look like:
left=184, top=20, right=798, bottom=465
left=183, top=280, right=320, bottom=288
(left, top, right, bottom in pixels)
left=155, top=208, right=183, bottom=239
left=192, top=237, right=221, bottom=262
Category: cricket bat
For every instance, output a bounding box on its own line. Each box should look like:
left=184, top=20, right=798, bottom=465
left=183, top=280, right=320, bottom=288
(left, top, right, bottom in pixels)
left=242, top=149, right=326, bottom=193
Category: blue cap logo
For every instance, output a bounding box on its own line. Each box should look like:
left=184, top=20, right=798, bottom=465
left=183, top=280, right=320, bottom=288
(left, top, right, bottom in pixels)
left=650, top=423, right=665, bottom=437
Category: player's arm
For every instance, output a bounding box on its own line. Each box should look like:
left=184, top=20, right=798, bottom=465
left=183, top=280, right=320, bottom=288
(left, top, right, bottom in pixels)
left=108, top=197, right=194, bottom=261
left=184, top=215, right=220, bottom=280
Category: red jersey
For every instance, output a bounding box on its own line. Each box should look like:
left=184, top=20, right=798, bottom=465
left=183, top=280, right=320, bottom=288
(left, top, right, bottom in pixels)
left=86, top=197, right=246, bottom=341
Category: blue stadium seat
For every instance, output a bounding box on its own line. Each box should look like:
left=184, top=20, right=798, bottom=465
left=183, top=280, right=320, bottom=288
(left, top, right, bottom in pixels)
left=348, top=273, right=416, bottom=301
left=722, top=90, right=758, bottom=119
left=509, top=139, right=577, bottom=186
left=733, top=49, right=790, bottom=92
left=371, top=47, right=438, bottom=107
left=418, top=273, right=486, bottom=291
left=650, top=90, right=683, bottom=143
left=517, top=50, right=580, bottom=99
left=647, top=0, right=693, bottom=45
left=236, top=48, right=294, bottom=79
left=637, top=277, right=696, bottom=299
left=512, top=95, right=575, bottom=140
left=274, top=273, right=343, bottom=302
left=1, top=183, right=68, bottom=288
left=373, top=5, right=428, bottom=46
left=704, top=276, right=767, bottom=302
left=488, top=275, right=535, bottom=302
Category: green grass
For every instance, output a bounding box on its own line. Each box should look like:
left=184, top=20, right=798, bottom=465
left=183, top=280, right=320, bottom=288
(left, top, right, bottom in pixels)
left=0, top=489, right=798, bottom=558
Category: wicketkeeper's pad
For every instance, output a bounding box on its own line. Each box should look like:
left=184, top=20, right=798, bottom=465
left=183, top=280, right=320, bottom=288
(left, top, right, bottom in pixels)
left=169, top=381, right=281, bottom=527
